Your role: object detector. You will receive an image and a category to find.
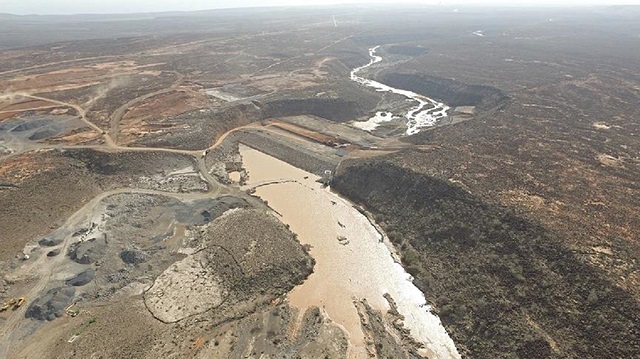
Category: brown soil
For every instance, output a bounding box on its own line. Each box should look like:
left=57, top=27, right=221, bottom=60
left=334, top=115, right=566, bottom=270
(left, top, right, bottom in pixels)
left=118, top=89, right=209, bottom=145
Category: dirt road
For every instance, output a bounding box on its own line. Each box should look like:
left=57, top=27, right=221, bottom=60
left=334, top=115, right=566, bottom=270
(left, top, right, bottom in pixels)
left=108, top=72, right=185, bottom=144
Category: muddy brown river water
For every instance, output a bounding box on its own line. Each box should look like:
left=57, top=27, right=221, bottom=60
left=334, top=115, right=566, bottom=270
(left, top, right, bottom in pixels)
left=240, top=145, right=460, bottom=358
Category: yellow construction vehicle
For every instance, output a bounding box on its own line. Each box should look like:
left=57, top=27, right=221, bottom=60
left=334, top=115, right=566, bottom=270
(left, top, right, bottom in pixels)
left=0, top=297, right=26, bottom=312
left=65, top=304, right=79, bottom=317
left=14, top=297, right=26, bottom=309
left=1, top=298, right=17, bottom=312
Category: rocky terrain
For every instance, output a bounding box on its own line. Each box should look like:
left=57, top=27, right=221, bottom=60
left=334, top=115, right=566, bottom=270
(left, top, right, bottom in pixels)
left=0, top=4, right=639, bottom=359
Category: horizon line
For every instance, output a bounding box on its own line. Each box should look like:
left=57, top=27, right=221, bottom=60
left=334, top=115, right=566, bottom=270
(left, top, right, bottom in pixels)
left=2, top=2, right=638, bottom=17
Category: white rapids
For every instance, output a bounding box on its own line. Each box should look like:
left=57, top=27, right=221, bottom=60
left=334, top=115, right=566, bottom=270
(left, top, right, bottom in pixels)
left=350, top=45, right=450, bottom=135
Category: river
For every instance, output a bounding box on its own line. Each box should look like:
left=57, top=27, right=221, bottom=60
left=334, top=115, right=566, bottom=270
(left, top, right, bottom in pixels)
left=240, top=144, right=460, bottom=359
left=350, top=46, right=450, bottom=135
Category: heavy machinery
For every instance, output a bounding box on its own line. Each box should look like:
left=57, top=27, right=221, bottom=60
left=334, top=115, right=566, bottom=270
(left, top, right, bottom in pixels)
left=14, top=297, right=26, bottom=309
left=65, top=303, right=79, bottom=317
left=0, top=298, right=16, bottom=312
left=0, top=298, right=17, bottom=312
left=0, top=297, right=26, bottom=312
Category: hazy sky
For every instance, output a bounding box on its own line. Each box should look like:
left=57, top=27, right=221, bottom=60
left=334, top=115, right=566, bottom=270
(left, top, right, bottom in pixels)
left=3, top=0, right=640, bottom=15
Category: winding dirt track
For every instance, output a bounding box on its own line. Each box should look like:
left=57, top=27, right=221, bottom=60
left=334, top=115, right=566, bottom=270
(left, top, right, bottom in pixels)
left=0, top=56, right=122, bottom=77
left=251, top=34, right=353, bottom=76
left=0, top=105, right=60, bottom=114
left=108, top=72, right=185, bottom=144
left=19, top=94, right=109, bottom=142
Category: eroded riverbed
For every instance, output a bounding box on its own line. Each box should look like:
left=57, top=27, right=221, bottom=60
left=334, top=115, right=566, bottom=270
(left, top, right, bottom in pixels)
left=240, top=144, right=460, bottom=358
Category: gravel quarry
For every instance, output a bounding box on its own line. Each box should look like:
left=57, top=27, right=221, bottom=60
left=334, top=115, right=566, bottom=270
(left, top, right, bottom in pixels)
left=0, top=115, right=91, bottom=157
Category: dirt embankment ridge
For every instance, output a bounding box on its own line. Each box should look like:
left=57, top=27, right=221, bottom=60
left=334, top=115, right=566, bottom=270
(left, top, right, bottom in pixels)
left=261, top=98, right=365, bottom=123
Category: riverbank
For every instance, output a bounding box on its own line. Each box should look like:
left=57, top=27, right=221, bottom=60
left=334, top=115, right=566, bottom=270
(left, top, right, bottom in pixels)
left=240, top=144, right=460, bottom=358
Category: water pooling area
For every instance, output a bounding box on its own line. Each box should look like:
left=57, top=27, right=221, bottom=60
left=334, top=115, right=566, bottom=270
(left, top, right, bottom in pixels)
left=350, top=46, right=450, bottom=135
left=240, top=144, right=460, bottom=359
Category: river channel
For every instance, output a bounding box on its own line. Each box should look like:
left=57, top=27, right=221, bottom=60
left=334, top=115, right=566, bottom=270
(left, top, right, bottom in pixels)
left=350, top=46, right=450, bottom=135
left=240, top=144, right=460, bottom=359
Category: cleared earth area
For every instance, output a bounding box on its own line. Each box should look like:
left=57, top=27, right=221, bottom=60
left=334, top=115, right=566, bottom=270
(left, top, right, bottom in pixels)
left=0, top=4, right=639, bottom=359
